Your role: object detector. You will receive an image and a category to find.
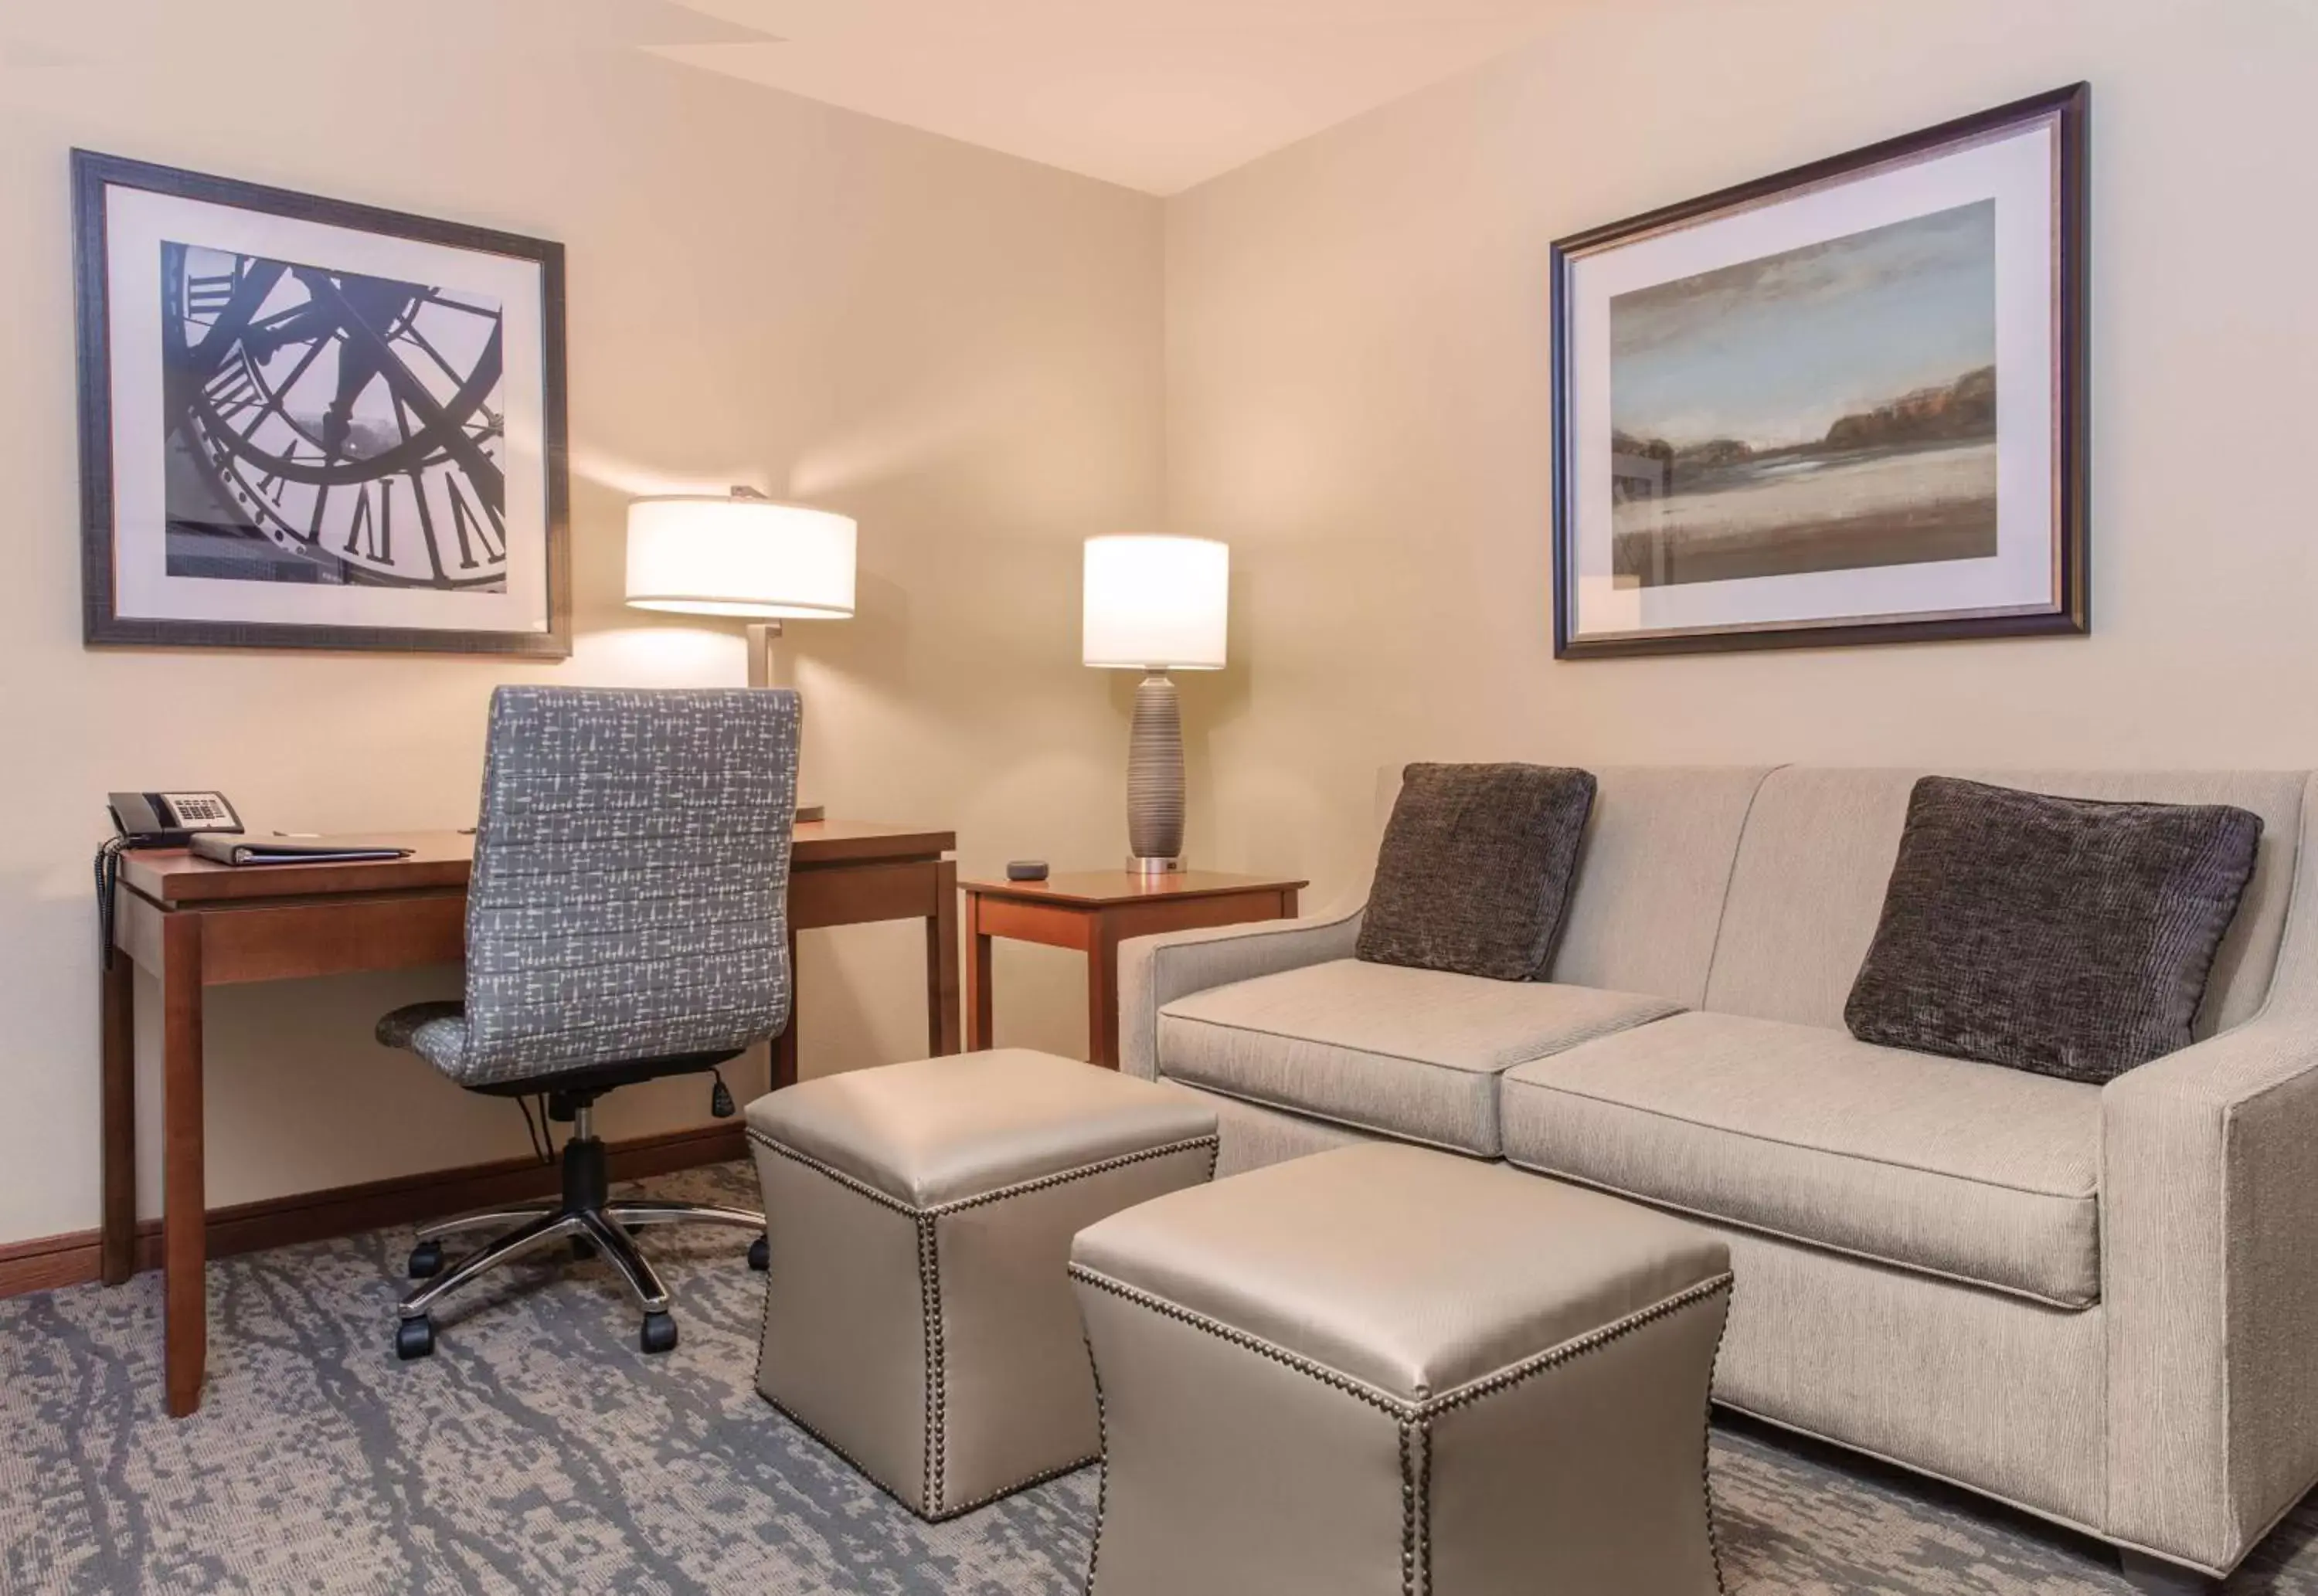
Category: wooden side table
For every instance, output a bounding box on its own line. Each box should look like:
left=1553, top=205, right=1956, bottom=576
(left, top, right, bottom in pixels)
left=961, top=871, right=1307, bottom=1070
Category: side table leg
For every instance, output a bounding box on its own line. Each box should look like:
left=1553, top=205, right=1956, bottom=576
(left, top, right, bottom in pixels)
left=964, top=895, right=994, bottom=1051
left=100, top=946, right=137, bottom=1287
left=1087, top=925, right=1121, bottom=1071
left=927, top=860, right=960, bottom=1055
left=161, top=914, right=206, bottom=1418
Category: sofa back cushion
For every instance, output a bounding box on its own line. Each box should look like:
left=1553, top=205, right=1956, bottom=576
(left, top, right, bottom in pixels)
left=1545, top=766, right=1774, bottom=1007
left=1704, top=768, right=2307, bottom=1036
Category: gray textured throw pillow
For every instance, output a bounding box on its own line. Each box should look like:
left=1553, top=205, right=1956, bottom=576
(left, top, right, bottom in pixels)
left=1356, top=763, right=1597, bottom=982
left=1845, top=776, right=2262, bottom=1085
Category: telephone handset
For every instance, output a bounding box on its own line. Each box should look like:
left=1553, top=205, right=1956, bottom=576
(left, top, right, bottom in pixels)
left=107, top=790, right=243, bottom=847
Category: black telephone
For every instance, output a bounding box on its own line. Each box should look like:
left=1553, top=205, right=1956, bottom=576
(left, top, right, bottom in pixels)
left=97, top=792, right=244, bottom=968
left=107, top=790, right=243, bottom=847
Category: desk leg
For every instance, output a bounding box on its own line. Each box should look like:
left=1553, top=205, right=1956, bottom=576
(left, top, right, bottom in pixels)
left=928, top=860, right=960, bottom=1056
left=964, top=895, right=994, bottom=1051
left=773, top=925, right=800, bottom=1092
left=100, top=949, right=137, bottom=1287
left=1087, top=925, right=1121, bottom=1071
left=161, top=914, right=206, bottom=1418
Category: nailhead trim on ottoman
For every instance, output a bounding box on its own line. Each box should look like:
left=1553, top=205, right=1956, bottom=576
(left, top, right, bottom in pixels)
left=1067, top=1143, right=1734, bottom=1595
left=1069, top=1265, right=1731, bottom=1594
left=742, top=1065, right=1224, bottom=1529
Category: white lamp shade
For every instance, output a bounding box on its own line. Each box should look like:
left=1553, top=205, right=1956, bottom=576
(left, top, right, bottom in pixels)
left=1082, top=535, right=1229, bottom=670
left=625, top=497, right=857, bottom=619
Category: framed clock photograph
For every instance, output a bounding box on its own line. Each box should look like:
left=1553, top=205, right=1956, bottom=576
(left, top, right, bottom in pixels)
left=73, top=151, right=570, bottom=656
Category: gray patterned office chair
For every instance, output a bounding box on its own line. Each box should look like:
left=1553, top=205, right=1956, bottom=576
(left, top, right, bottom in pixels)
left=376, top=685, right=800, bottom=1361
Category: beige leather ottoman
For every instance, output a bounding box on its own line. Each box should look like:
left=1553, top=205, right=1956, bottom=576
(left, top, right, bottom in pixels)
left=746, top=1048, right=1218, bottom=1520
left=1069, top=1143, right=1733, bottom=1595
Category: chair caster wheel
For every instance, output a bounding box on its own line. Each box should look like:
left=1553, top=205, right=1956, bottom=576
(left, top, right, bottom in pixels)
left=407, top=1240, right=444, bottom=1279
left=396, top=1316, right=436, bottom=1360
left=748, top=1235, right=769, bottom=1272
left=572, top=1236, right=596, bottom=1261
left=641, top=1311, right=678, bottom=1355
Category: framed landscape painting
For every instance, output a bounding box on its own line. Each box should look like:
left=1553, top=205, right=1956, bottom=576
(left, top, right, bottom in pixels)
left=1550, top=84, right=2087, bottom=658
left=75, top=151, right=570, bottom=656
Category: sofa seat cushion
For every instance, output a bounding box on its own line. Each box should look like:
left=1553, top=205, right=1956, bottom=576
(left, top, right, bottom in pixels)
left=1157, top=959, right=1682, bottom=1156
left=1497, top=1012, right=2101, bottom=1308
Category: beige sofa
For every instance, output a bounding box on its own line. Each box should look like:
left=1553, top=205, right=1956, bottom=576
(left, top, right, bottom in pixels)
left=1117, top=766, right=2318, bottom=1587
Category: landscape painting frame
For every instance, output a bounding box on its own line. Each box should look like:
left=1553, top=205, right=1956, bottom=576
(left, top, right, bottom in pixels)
left=1550, top=84, right=2088, bottom=659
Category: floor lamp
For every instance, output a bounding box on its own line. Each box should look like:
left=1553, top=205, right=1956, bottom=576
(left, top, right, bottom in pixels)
left=625, top=487, right=857, bottom=814
left=625, top=488, right=856, bottom=685
left=1083, top=535, right=1229, bottom=874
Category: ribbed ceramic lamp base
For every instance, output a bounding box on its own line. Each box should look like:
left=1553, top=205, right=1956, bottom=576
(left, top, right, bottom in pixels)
left=1127, top=671, right=1185, bottom=873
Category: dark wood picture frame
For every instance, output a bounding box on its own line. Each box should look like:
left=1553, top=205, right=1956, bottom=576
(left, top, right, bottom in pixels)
left=1549, top=83, right=2089, bottom=660
left=74, top=151, right=571, bottom=657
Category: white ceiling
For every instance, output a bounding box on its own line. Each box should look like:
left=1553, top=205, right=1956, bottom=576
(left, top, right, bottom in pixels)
left=3, top=0, right=1574, bottom=196
left=0, top=1, right=766, bottom=67
left=649, top=0, right=1577, bottom=195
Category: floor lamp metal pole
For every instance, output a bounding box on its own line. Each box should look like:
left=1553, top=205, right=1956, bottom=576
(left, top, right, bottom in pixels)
left=746, top=621, right=784, bottom=690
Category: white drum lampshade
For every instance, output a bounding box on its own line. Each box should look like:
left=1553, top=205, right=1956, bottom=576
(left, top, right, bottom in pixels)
left=1082, top=535, right=1229, bottom=874
left=1082, top=535, right=1229, bottom=671
left=625, top=494, right=856, bottom=621
left=626, top=491, right=855, bottom=690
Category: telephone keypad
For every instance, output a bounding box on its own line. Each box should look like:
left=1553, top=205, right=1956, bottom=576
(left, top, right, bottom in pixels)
left=162, top=793, right=234, bottom=828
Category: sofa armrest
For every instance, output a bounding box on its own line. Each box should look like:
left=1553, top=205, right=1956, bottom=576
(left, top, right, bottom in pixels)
left=1115, top=905, right=1365, bottom=1081
left=2101, top=1020, right=2318, bottom=1571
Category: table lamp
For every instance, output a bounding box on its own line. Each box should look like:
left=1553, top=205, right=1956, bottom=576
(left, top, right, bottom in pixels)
left=1083, top=535, right=1229, bottom=874
left=624, top=488, right=856, bottom=688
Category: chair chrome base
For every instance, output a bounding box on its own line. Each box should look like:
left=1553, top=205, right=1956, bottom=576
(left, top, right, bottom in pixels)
left=395, top=1125, right=764, bottom=1360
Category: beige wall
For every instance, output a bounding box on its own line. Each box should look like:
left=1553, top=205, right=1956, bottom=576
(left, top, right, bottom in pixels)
left=0, top=22, right=1162, bottom=1242
left=13, top=0, right=2316, bottom=1249
left=1164, top=0, right=2318, bottom=915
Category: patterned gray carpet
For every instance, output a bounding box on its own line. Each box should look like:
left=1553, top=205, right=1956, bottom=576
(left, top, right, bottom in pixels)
left=3, top=1162, right=2314, bottom=1594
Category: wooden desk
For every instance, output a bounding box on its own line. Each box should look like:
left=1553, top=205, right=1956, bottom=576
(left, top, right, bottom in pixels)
left=103, top=820, right=958, bottom=1418
left=960, top=871, right=1305, bottom=1070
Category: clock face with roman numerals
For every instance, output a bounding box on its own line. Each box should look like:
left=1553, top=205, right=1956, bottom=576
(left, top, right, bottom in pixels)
left=160, top=241, right=508, bottom=590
